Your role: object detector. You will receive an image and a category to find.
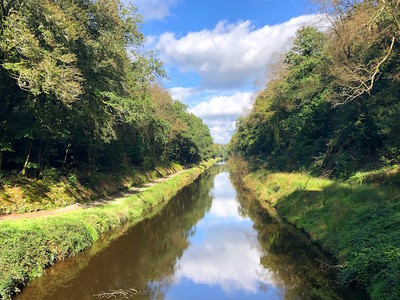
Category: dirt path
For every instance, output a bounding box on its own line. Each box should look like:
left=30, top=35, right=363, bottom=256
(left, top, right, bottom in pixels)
left=0, top=170, right=185, bottom=221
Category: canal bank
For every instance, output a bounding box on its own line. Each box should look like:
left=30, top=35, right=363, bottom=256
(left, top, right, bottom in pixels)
left=0, top=160, right=216, bottom=299
left=16, top=165, right=365, bottom=299
left=228, top=158, right=399, bottom=300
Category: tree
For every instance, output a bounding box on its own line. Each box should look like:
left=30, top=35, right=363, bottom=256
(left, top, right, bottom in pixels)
left=319, top=0, right=400, bottom=104
left=0, top=0, right=216, bottom=178
left=230, top=19, right=398, bottom=177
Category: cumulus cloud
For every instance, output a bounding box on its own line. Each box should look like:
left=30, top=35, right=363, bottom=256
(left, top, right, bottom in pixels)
left=157, top=15, right=326, bottom=89
left=190, top=91, right=255, bottom=144
left=133, top=0, right=180, bottom=20
left=168, top=87, right=198, bottom=103
left=191, top=91, right=254, bottom=118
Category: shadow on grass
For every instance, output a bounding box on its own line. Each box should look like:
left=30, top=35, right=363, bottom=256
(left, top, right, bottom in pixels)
left=0, top=177, right=53, bottom=214
left=274, top=182, right=400, bottom=299
left=22, top=180, right=51, bottom=204
left=83, top=189, right=141, bottom=208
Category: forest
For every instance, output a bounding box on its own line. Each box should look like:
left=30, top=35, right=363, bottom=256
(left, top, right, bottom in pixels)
left=230, top=0, right=400, bottom=180
left=0, top=0, right=216, bottom=180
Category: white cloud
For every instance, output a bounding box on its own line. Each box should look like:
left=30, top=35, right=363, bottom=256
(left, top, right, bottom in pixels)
left=190, top=91, right=255, bottom=144
left=133, top=0, right=180, bottom=20
left=208, top=120, right=237, bottom=145
left=160, top=15, right=329, bottom=143
left=145, top=35, right=157, bottom=47
left=190, top=91, right=254, bottom=118
left=157, top=15, right=326, bottom=89
left=168, top=87, right=198, bottom=102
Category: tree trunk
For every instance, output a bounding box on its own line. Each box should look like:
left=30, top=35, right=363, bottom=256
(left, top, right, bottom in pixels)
left=37, top=138, right=42, bottom=178
left=21, top=141, right=32, bottom=176
left=87, top=144, right=95, bottom=176
left=62, top=143, right=71, bottom=171
left=39, top=144, right=46, bottom=174
left=0, top=1, right=5, bottom=30
left=163, top=143, right=167, bottom=162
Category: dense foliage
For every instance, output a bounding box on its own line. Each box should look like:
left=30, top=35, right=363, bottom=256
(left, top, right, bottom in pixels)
left=230, top=0, right=400, bottom=179
left=0, top=0, right=214, bottom=179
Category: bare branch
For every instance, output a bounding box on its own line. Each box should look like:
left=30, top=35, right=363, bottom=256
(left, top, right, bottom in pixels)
left=367, top=35, right=395, bottom=93
left=315, top=258, right=345, bottom=270
left=94, top=288, right=141, bottom=299
left=333, top=35, right=395, bottom=106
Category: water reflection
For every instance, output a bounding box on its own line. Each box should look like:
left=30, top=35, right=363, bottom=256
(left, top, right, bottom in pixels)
left=171, top=173, right=278, bottom=297
left=17, top=166, right=365, bottom=300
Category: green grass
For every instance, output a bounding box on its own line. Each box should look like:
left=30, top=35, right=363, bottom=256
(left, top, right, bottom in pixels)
left=0, top=159, right=216, bottom=299
left=237, top=168, right=400, bottom=300
left=0, top=163, right=184, bottom=214
left=348, top=165, right=400, bottom=186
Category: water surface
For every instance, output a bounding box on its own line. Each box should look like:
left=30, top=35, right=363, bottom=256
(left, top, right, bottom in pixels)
left=17, top=166, right=365, bottom=299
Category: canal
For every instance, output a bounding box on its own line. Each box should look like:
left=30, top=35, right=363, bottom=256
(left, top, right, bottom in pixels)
left=17, top=164, right=365, bottom=299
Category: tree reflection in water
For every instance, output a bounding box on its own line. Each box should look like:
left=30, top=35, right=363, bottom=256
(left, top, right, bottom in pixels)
left=17, top=165, right=365, bottom=300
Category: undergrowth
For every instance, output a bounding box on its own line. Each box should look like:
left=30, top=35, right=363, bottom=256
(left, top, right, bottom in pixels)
left=0, top=163, right=183, bottom=215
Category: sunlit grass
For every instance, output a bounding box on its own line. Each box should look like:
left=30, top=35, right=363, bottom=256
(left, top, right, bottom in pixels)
left=0, top=162, right=185, bottom=215
left=238, top=167, right=400, bottom=300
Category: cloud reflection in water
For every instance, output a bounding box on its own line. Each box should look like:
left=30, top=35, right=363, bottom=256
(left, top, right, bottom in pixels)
left=168, top=172, right=284, bottom=298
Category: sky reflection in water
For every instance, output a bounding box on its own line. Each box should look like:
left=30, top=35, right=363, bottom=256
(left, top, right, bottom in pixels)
left=166, top=172, right=283, bottom=299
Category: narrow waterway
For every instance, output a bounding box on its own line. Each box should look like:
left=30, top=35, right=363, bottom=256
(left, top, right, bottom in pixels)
left=17, top=165, right=365, bottom=299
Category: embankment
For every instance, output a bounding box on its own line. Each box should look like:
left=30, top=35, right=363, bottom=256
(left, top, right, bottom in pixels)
left=0, top=162, right=186, bottom=215
left=228, top=159, right=400, bottom=300
left=0, top=160, right=216, bottom=299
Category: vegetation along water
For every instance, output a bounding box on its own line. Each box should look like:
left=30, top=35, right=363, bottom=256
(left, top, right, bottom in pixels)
left=15, top=165, right=367, bottom=299
left=1, top=0, right=400, bottom=299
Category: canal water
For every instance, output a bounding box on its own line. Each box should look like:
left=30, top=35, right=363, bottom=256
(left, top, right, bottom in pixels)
left=17, top=165, right=365, bottom=299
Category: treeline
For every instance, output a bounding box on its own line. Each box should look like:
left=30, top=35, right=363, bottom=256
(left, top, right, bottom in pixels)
left=0, top=0, right=214, bottom=178
left=230, top=0, right=400, bottom=179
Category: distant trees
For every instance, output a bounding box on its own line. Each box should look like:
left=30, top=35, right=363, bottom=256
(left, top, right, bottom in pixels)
left=0, top=0, right=214, bottom=177
left=230, top=0, right=400, bottom=178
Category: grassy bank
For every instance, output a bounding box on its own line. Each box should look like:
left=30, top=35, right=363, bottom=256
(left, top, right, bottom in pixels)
left=0, top=162, right=185, bottom=215
left=0, top=159, right=216, bottom=299
left=229, top=159, right=400, bottom=299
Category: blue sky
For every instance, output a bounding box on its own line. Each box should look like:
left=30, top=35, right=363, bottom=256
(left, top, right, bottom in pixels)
left=127, top=0, right=322, bottom=143
left=139, top=0, right=309, bottom=36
